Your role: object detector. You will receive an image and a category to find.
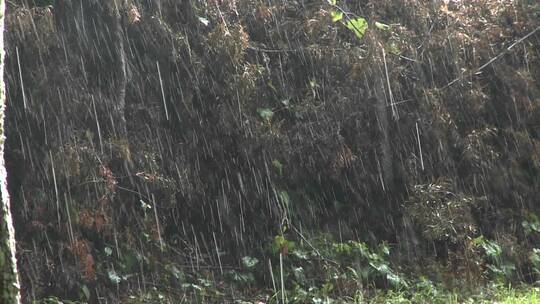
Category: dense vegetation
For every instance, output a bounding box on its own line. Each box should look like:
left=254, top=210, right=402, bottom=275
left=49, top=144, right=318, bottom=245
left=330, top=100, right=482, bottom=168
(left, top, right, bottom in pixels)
left=3, top=0, right=540, bottom=302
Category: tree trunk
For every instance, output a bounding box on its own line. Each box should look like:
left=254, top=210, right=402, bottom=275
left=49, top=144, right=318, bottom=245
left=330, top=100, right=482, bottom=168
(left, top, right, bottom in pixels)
left=0, top=0, right=22, bottom=302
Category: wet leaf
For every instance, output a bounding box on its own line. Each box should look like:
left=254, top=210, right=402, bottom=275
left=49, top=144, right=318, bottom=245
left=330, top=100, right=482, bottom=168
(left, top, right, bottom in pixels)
left=272, top=159, right=283, bottom=175
left=346, top=17, right=368, bottom=39
left=81, top=285, right=90, bottom=300
left=107, top=269, right=122, bottom=284
left=257, top=108, right=274, bottom=122
left=375, top=21, right=390, bottom=30
left=331, top=11, right=343, bottom=23
left=241, top=256, right=259, bottom=268
left=198, top=16, right=209, bottom=26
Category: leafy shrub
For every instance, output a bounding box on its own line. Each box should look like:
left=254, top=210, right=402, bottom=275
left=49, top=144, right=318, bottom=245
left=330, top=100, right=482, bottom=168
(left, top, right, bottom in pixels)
left=406, top=181, right=483, bottom=244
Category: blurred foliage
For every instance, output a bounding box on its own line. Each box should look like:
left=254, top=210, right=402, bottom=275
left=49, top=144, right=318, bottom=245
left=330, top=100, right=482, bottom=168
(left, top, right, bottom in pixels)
left=4, top=0, right=540, bottom=302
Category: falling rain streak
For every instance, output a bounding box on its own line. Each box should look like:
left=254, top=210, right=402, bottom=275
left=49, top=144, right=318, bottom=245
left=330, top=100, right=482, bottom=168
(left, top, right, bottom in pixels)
left=2, top=0, right=540, bottom=303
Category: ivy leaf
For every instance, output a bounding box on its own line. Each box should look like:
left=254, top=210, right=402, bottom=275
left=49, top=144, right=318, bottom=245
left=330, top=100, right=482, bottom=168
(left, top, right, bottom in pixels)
left=346, top=17, right=368, bottom=39
left=331, top=11, right=343, bottom=23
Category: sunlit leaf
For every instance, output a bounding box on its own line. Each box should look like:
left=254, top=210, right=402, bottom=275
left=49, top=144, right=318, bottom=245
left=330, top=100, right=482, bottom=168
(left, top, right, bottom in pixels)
left=346, top=17, right=368, bottom=39
left=331, top=11, right=343, bottom=23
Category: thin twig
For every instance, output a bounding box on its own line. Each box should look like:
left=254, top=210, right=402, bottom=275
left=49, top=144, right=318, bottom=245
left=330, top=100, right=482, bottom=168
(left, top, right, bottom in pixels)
left=441, top=25, right=540, bottom=90
left=290, top=224, right=340, bottom=266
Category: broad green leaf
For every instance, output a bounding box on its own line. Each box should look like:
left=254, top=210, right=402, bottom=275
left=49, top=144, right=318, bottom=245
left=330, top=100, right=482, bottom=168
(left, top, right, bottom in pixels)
left=257, top=108, right=274, bottom=121
left=346, top=17, right=368, bottom=39
left=121, top=250, right=139, bottom=271
left=292, top=248, right=310, bottom=260
left=387, top=271, right=409, bottom=288
left=293, top=267, right=306, bottom=282
left=241, top=256, right=259, bottom=268
left=104, top=247, right=113, bottom=256
left=272, top=235, right=295, bottom=254
left=181, top=283, right=203, bottom=291
left=388, top=41, right=401, bottom=55
left=198, top=16, right=209, bottom=26
left=140, top=199, right=152, bottom=210
left=278, top=190, right=290, bottom=206
left=272, top=159, right=283, bottom=175
left=81, top=285, right=91, bottom=300
left=530, top=249, right=540, bottom=272
left=228, top=270, right=254, bottom=283
left=107, top=269, right=122, bottom=284
left=166, top=264, right=184, bottom=280
left=327, top=0, right=337, bottom=5
left=331, top=11, right=343, bottom=23
left=379, top=243, right=390, bottom=256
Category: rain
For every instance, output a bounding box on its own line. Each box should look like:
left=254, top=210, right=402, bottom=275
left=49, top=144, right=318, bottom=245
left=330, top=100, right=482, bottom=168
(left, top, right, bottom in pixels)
left=1, top=0, right=540, bottom=303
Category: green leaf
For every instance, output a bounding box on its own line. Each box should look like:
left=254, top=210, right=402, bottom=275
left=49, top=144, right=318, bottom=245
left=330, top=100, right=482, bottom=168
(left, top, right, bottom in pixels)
left=291, top=249, right=310, bottom=260
left=387, top=271, right=409, bottom=288
left=257, top=108, right=274, bottom=122
left=327, top=0, right=337, bottom=5
left=140, top=199, right=152, bottom=210
left=278, top=190, right=290, bottom=206
left=530, top=249, right=540, bottom=272
left=104, top=247, right=113, bottom=256
left=120, top=250, right=139, bottom=272
left=107, top=269, right=122, bottom=284
left=272, top=159, right=284, bottom=175
left=331, top=11, right=343, bottom=23
left=198, top=16, right=209, bottom=26
left=228, top=270, right=254, bottom=283
left=375, top=21, right=390, bottom=30
left=388, top=41, right=401, bottom=55
left=166, top=264, right=184, bottom=280
left=272, top=235, right=295, bottom=254
left=81, top=285, right=91, bottom=301
left=293, top=267, right=306, bottom=282
left=241, top=256, right=259, bottom=268
left=379, top=243, right=390, bottom=256
left=346, top=17, right=368, bottom=39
